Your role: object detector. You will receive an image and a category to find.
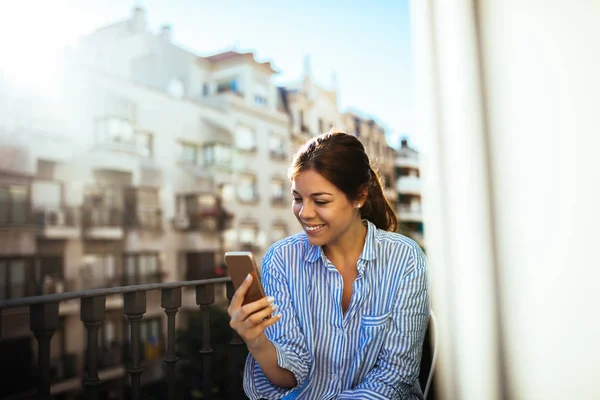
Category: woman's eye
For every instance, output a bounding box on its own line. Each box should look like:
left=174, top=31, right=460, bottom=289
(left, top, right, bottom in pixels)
left=293, top=197, right=302, bottom=203
left=315, top=201, right=329, bottom=205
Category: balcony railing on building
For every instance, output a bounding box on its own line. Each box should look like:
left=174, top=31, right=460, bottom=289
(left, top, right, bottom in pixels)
left=81, top=206, right=124, bottom=240
left=34, top=207, right=80, bottom=239
left=0, top=277, right=247, bottom=400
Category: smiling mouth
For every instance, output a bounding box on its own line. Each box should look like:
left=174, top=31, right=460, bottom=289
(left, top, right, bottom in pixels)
left=304, top=224, right=325, bottom=233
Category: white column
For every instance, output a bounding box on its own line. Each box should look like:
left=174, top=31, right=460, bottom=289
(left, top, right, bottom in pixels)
left=412, top=0, right=600, bottom=399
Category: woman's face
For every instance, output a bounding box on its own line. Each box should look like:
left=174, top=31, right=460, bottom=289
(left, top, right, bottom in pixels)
left=291, top=169, right=361, bottom=248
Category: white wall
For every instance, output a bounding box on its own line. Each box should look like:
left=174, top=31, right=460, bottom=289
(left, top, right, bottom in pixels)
left=411, top=0, right=600, bottom=399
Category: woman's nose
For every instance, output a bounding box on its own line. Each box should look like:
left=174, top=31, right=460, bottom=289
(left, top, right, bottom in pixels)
left=299, top=203, right=315, bottom=219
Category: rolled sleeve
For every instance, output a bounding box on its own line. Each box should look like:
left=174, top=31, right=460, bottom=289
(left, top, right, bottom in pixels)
left=242, top=246, right=312, bottom=399
left=337, top=243, right=430, bottom=400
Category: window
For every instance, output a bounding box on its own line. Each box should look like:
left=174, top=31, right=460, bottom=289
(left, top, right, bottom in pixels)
left=270, top=179, right=286, bottom=205
left=180, top=193, right=219, bottom=231
left=234, top=126, right=256, bottom=151
left=203, top=143, right=232, bottom=166
left=271, top=223, right=288, bottom=243
left=185, top=252, right=216, bottom=280
left=0, top=184, right=29, bottom=225
left=300, top=110, right=308, bottom=132
left=125, top=317, right=162, bottom=361
left=166, top=78, right=185, bottom=99
left=216, top=78, right=239, bottom=94
left=269, top=133, right=286, bottom=159
left=83, top=187, right=123, bottom=226
left=135, top=189, right=160, bottom=229
left=239, top=223, right=259, bottom=247
left=354, top=117, right=361, bottom=137
left=31, top=181, right=61, bottom=209
left=136, top=132, right=153, bottom=158
left=202, top=83, right=210, bottom=96
left=0, top=259, right=30, bottom=299
left=178, top=142, right=200, bottom=165
left=255, top=81, right=268, bottom=106
left=95, top=118, right=134, bottom=144
left=124, top=253, right=160, bottom=285
left=237, top=174, right=257, bottom=202
left=79, top=254, right=116, bottom=289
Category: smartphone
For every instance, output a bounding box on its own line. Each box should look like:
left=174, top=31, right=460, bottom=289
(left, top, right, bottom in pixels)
left=225, top=251, right=267, bottom=306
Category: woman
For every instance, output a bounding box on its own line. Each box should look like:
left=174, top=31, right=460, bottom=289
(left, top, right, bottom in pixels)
left=228, top=130, right=429, bottom=399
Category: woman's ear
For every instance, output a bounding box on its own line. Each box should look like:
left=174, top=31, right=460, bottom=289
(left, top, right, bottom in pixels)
left=358, top=186, right=369, bottom=204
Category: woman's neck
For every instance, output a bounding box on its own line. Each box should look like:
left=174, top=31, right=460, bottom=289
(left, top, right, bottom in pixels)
left=323, top=219, right=368, bottom=267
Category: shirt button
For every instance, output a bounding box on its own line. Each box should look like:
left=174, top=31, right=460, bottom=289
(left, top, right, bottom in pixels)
left=331, top=374, right=338, bottom=382
left=338, top=328, right=344, bottom=336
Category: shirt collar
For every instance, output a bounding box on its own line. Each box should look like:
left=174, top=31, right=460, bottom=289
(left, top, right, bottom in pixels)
left=304, top=219, right=378, bottom=265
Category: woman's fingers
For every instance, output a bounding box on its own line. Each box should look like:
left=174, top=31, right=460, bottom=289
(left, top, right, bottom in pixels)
left=259, top=313, right=282, bottom=330
left=245, top=303, right=278, bottom=325
left=236, top=296, right=275, bottom=321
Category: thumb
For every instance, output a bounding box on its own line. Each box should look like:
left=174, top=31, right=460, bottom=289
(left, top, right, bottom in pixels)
left=231, top=273, right=253, bottom=309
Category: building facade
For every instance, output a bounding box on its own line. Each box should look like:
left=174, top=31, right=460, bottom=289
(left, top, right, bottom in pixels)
left=395, top=138, right=424, bottom=246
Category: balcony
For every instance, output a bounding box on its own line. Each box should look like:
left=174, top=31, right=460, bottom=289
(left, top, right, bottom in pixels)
left=397, top=176, right=422, bottom=195
left=34, top=207, right=80, bottom=239
left=0, top=277, right=247, bottom=399
left=271, top=196, right=289, bottom=207
left=395, top=154, right=420, bottom=169
left=398, top=204, right=423, bottom=222
left=81, top=207, right=124, bottom=240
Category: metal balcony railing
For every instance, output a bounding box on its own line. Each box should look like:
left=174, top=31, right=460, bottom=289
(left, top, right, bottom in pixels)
left=0, top=277, right=245, bottom=400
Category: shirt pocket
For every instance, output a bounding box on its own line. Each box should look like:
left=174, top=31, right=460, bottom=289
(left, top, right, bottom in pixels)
left=358, top=311, right=392, bottom=351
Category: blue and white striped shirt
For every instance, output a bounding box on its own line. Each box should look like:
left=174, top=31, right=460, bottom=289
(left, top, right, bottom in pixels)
left=244, top=220, right=429, bottom=400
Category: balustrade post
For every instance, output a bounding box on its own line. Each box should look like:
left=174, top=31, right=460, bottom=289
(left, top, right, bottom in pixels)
left=161, top=287, right=182, bottom=400
left=80, top=296, right=106, bottom=400
left=124, top=291, right=146, bottom=400
left=196, top=284, right=215, bottom=400
left=30, top=302, right=59, bottom=399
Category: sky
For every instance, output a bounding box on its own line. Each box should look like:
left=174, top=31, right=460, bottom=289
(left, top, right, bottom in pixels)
left=0, top=0, right=417, bottom=149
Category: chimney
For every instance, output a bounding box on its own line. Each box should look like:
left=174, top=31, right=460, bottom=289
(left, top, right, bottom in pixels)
left=401, top=138, right=409, bottom=148
left=130, top=6, right=147, bottom=33
left=159, top=24, right=172, bottom=42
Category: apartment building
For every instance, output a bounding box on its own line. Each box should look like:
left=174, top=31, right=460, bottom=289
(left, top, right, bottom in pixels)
left=395, top=138, right=424, bottom=246
left=279, top=56, right=345, bottom=151
left=0, top=6, right=298, bottom=399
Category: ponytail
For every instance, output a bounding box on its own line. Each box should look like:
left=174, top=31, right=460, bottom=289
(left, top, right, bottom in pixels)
left=360, top=165, right=398, bottom=232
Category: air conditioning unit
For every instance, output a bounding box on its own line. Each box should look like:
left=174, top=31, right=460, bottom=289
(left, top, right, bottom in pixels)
left=45, top=208, right=65, bottom=226
left=173, top=215, right=190, bottom=230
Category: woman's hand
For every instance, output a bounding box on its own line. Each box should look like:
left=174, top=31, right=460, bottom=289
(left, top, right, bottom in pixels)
left=228, top=274, right=282, bottom=350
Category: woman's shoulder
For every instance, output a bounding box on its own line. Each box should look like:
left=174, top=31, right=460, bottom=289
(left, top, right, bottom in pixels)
left=375, top=228, right=422, bottom=249
left=264, top=231, right=309, bottom=259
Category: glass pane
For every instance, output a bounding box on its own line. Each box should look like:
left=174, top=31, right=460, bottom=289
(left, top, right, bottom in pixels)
left=105, top=320, right=115, bottom=344
left=105, top=254, right=115, bottom=279
left=235, top=127, right=255, bottom=150
left=10, top=260, right=26, bottom=298
left=126, top=256, right=136, bottom=278
left=271, top=180, right=284, bottom=198
left=149, top=320, right=160, bottom=344
left=136, top=132, right=152, bottom=157
left=31, top=181, right=61, bottom=208
left=0, top=188, right=8, bottom=224
left=10, top=185, right=27, bottom=224
left=0, top=263, right=6, bottom=300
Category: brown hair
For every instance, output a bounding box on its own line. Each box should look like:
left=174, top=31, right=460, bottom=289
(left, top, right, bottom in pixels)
left=288, top=130, right=397, bottom=232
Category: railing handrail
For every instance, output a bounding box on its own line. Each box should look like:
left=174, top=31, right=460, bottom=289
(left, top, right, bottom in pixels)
left=0, top=277, right=232, bottom=310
